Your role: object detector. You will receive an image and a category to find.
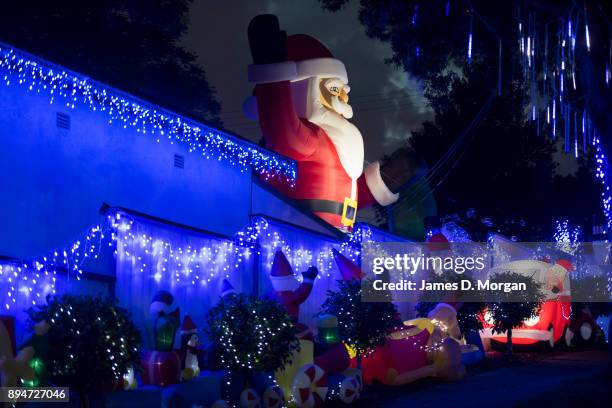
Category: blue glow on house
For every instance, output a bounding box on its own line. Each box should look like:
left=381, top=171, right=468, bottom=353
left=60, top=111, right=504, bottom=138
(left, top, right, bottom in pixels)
left=0, top=43, right=409, bottom=342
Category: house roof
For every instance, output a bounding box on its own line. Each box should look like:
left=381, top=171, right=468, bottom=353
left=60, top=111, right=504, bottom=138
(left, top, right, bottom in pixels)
left=0, top=42, right=296, bottom=183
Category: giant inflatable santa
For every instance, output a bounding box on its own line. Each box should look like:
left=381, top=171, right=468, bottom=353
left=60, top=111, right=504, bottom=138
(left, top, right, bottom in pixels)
left=245, top=15, right=419, bottom=230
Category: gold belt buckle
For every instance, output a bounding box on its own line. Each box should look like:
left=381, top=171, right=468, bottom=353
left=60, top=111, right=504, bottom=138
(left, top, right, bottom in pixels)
left=341, top=197, right=358, bottom=227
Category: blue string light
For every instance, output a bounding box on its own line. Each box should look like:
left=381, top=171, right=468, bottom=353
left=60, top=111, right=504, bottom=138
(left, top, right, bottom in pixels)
left=592, top=132, right=612, bottom=237
left=0, top=210, right=370, bottom=311
left=0, top=43, right=296, bottom=184
left=553, top=219, right=581, bottom=255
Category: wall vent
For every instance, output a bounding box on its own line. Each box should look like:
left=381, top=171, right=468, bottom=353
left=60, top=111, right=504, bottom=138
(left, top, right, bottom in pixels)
left=56, top=112, right=71, bottom=130
left=174, top=154, right=185, bottom=169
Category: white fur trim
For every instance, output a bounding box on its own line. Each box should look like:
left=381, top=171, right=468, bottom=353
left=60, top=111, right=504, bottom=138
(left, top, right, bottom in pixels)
left=295, top=58, right=348, bottom=83
left=364, top=161, right=399, bottom=206
left=270, top=274, right=299, bottom=292
left=248, top=61, right=298, bottom=84
left=150, top=301, right=175, bottom=315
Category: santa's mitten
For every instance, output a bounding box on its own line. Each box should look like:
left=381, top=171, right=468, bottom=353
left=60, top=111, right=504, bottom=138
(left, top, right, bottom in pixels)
left=379, top=148, right=423, bottom=193
left=302, top=266, right=319, bottom=283
left=248, top=14, right=287, bottom=64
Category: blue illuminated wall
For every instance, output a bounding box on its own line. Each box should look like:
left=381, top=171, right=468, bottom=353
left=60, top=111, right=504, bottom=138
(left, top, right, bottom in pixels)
left=0, top=43, right=346, bottom=342
left=0, top=44, right=411, bottom=345
left=0, top=82, right=253, bottom=263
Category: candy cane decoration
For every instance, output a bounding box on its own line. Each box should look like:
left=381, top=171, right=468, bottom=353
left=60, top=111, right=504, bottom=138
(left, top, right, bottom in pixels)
left=292, top=364, right=328, bottom=408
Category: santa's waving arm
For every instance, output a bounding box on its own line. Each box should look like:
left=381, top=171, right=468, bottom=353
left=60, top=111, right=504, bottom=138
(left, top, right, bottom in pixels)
left=247, top=15, right=317, bottom=159
left=357, top=148, right=423, bottom=208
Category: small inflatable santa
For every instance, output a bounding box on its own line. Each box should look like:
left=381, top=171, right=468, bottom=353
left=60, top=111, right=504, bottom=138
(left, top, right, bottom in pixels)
left=246, top=14, right=420, bottom=230
left=268, top=250, right=317, bottom=321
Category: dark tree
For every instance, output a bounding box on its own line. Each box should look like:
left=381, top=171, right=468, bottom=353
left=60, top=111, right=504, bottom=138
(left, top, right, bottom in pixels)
left=486, top=272, right=544, bottom=354
left=320, top=279, right=398, bottom=367
left=321, top=0, right=609, bottom=240
left=26, top=295, right=141, bottom=398
left=0, top=0, right=221, bottom=125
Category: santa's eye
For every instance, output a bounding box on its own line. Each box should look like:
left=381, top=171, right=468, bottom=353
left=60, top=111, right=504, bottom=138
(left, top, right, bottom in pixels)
left=329, top=86, right=339, bottom=94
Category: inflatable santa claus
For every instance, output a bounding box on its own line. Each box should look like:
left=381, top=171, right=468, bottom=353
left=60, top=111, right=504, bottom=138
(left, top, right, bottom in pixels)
left=245, top=14, right=420, bottom=230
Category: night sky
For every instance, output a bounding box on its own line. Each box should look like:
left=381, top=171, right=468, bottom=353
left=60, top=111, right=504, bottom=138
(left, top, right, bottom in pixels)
left=183, top=0, right=433, bottom=163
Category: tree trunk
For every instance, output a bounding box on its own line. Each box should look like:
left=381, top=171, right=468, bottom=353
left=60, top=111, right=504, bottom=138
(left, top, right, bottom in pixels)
left=356, top=352, right=362, bottom=370
left=506, top=328, right=513, bottom=355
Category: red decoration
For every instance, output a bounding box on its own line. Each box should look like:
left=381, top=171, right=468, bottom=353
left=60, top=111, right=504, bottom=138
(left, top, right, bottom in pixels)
left=332, top=249, right=362, bottom=281
left=140, top=350, right=181, bottom=387
left=246, top=16, right=402, bottom=230
left=338, top=375, right=360, bottom=403
left=262, top=385, right=284, bottom=408
left=480, top=259, right=573, bottom=347
left=269, top=251, right=314, bottom=320
left=0, top=315, right=17, bottom=387
left=292, top=364, right=328, bottom=408
left=314, top=343, right=349, bottom=374
left=240, top=388, right=261, bottom=408
left=356, top=326, right=430, bottom=385
left=0, top=315, right=16, bottom=356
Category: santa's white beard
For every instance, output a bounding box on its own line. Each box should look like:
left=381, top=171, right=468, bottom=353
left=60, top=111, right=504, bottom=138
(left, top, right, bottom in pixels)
left=308, top=98, right=365, bottom=181
left=331, top=95, right=353, bottom=119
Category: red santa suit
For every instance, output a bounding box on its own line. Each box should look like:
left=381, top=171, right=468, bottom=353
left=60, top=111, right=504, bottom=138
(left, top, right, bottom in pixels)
left=268, top=250, right=314, bottom=320
left=246, top=34, right=398, bottom=230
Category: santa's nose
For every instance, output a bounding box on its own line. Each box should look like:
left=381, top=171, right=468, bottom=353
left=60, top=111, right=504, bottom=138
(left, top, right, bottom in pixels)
left=339, top=88, right=349, bottom=103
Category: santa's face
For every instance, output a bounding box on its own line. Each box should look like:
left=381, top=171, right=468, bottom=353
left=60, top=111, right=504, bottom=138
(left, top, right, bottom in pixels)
left=319, top=78, right=353, bottom=119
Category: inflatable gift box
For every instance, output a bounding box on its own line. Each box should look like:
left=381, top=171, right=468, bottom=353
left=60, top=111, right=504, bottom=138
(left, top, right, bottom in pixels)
left=141, top=350, right=182, bottom=387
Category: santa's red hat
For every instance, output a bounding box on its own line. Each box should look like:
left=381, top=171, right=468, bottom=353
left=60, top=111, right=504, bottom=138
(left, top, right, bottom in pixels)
left=244, top=34, right=348, bottom=119
left=248, top=34, right=348, bottom=85
left=555, top=259, right=574, bottom=271
left=426, top=233, right=451, bottom=252
left=180, top=315, right=197, bottom=335
left=270, top=250, right=299, bottom=292
left=332, top=248, right=363, bottom=281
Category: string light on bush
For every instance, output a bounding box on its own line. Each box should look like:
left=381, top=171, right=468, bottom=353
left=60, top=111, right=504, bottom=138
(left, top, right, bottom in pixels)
left=0, top=43, right=296, bottom=184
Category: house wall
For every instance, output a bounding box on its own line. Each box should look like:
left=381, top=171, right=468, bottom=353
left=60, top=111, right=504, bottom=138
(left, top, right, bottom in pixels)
left=0, top=82, right=253, bottom=269
left=0, top=73, right=414, bottom=342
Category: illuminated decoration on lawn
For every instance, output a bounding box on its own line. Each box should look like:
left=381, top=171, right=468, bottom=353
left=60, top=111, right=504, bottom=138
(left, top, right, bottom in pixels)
left=0, top=43, right=296, bottom=184
left=0, top=210, right=371, bottom=312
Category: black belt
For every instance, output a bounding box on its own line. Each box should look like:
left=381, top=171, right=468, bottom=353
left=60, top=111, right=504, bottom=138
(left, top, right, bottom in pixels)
left=295, top=198, right=356, bottom=222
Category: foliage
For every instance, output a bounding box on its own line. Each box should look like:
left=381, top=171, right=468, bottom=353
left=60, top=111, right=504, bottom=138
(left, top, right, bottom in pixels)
left=414, top=301, right=436, bottom=318
left=0, top=0, right=221, bottom=125
left=319, top=0, right=604, bottom=240
left=205, top=293, right=299, bottom=374
left=320, top=279, right=398, bottom=357
left=486, top=272, right=544, bottom=352
left=26, top=294, right=141, bottom=394
left=415, top=273, right=486, bottom=332
left=570, top=275, right=612, bottom=319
